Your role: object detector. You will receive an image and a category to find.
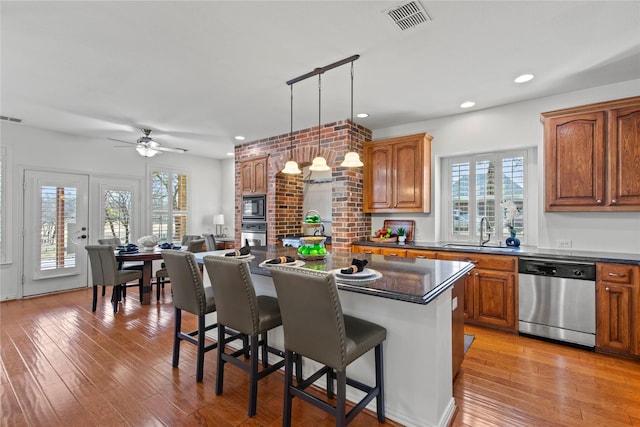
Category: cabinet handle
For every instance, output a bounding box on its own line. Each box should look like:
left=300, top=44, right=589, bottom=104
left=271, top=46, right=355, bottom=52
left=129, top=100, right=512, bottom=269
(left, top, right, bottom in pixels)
left=475, top=272, right=479, bottom=276
left=605, top=287, right=610, bottom=291
left=388, top=253, right=398, bottom=256
left=608, top=272, right=626, bottom=277
left=364, top=251, right=374, bottom=254
left=596, top=199, right=603, bottom=204
left=611, top=199, right=617, bottom=204
left=466, top=259, right=479, bottom=264
left=416, top=256, right=426, bottom=259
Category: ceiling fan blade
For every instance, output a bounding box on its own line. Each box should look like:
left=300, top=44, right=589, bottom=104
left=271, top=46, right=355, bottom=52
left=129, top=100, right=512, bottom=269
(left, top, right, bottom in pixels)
left=108, top=137, right=137, bottom=145
left=155, top=146, right=188, bottom=153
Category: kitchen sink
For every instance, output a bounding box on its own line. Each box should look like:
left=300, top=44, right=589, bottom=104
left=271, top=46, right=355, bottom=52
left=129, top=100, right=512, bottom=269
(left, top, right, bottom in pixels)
left=442, top=244, right=519, bottom=253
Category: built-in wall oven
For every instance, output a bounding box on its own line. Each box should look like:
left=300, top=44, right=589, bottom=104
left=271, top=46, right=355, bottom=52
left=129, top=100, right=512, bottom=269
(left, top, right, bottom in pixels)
left=241, top=222, right=267, bottom=247
left=242, top=195, right=266, bottom=221
left=518, top=257, right=596, bottom=348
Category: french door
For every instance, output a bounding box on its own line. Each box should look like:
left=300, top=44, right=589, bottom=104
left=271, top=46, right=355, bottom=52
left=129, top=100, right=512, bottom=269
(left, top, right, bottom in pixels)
left=23, top=170, right=89, bottom=296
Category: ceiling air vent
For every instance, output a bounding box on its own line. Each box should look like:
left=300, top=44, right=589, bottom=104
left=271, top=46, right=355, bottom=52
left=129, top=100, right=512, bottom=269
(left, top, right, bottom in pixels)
left=384, top=1, right=431, bottom=31
left=0, top=115, right=22, bottom=123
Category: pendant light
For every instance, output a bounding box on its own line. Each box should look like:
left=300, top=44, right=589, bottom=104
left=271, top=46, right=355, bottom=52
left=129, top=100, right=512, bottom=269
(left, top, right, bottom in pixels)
left=281, top=84, right=301, bottom=174
left=340, top=61, right=364, bottom=167
left=309, top=74, right=331, bottom=172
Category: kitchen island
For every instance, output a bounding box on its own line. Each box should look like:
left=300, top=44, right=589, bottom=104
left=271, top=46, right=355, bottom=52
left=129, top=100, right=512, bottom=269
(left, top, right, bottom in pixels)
left=197, top=247, right=474, bottom=427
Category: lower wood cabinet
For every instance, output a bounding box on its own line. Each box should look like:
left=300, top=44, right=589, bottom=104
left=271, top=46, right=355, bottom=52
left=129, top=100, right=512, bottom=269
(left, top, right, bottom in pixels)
left=351, top=245, right=519, bottom=332
left=596, top=263, right=639, bottom=357
left=451, top=277, right=465, bottom=378
left=437, top=252, right=518, bottom=331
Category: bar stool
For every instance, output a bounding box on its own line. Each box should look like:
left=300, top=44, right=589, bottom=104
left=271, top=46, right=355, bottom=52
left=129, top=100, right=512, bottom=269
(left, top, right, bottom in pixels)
left=202, top=255, right=287, bottom=418
left=161, top=250, right=229, bottom=382
left=270, top=267, right=386, bottom=427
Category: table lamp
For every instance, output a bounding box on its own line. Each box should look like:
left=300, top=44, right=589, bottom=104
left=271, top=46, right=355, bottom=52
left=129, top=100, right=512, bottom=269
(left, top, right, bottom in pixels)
left=214, top=214, right=225, bottom=237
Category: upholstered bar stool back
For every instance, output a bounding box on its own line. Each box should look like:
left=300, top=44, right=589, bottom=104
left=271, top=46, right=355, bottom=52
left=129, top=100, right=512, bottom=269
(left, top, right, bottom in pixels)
left=155, top=238, right=205, bottom=300
left=201, top=233, right=217, bottom=251
left=270, top=267, right=387, bottom=427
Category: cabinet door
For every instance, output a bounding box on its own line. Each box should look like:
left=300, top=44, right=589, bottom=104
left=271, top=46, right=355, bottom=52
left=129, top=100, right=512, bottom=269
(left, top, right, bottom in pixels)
left=406, top=249, right=437, bottom=259
left=394, top=139, right=423, bottom=210
left=240, top=161, right=255, bottom=193
left=364, top=143, right=393, bottom=211
left=608, top=105, right=640, bottom=209
left=451, top=277, right=465, bottom=378
left=463, top=271, right=474, bottom=321
left=544, top=112, right=606, bottom=210
left=596, top=283, right=632, bottom=353
left=253, top=157, right=268, bottom=194
left=473, top=269, right=516, bottom=330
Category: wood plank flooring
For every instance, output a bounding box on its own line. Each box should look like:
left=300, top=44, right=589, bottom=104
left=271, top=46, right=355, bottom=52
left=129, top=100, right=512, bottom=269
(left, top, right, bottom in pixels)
left=1, top=286, right=639, bottom=426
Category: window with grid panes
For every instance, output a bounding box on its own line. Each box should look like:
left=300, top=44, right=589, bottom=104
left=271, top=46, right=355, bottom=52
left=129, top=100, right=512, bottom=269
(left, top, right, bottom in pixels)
left=152, top=170, right=189, bottom=243
left=444, top=150, right=527, bottom=244
left=102, top=188, right=134, bottom=244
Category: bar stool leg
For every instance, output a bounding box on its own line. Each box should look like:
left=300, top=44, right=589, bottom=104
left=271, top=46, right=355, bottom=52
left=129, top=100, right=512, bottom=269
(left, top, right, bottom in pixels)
left=248, top=334, right=259, bottom=417
left=172, top=308, right=182, bottom=367
left=196, top=315, right=206, bottom=382
left=283, top=351, right=294, bottom=427
left=375, top=343, right=385, bottom=422
left=336, top=370, right=347, bottom=427
left=216, top=325, right=226, bottom=395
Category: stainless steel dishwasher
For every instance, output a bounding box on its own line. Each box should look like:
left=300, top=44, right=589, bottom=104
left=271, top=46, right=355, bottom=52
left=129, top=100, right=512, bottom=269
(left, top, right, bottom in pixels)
left=518, top=257, right=596, bottom=348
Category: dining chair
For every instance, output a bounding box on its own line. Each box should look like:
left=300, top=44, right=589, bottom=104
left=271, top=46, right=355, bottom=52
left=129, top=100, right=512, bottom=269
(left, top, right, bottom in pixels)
left=98, top=237, right=143, bottom=298
left=202, top=256, right=287, bottom=418
left=270, top=267, right=387, bottom=427
left=201, top=233, right=217, bottom=251
left=85, top=245, right=143, bottom=313
left=155, top=238, right=205, bottom=300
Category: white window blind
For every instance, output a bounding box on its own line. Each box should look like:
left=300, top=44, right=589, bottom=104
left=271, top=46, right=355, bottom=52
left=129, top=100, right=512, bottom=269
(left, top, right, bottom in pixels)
left=40, top=186, right=77, bottom=270
left=445, top=150, right=527, bottom=244
left=152, top=170, right=189, bottom=242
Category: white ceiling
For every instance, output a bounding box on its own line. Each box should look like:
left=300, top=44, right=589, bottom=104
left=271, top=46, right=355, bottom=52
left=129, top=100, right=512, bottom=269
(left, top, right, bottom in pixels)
left=2, top=1, right=639, bottom=159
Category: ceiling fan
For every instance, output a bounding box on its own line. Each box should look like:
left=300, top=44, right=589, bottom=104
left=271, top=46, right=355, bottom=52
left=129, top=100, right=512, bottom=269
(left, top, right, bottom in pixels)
left=110, top=129, right=188, bottom=157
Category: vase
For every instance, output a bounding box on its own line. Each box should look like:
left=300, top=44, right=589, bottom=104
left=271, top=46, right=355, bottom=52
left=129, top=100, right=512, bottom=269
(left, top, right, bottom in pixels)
left=398, top=236, right=406, bottom=245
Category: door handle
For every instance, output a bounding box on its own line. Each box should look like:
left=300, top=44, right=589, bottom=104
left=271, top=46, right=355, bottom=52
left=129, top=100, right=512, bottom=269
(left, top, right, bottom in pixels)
left=80, top=235, right=87, bottom=239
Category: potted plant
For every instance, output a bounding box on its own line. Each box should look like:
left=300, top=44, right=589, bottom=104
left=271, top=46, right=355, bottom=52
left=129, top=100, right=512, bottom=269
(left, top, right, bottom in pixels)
left=397, top=227, right=406, bottom=245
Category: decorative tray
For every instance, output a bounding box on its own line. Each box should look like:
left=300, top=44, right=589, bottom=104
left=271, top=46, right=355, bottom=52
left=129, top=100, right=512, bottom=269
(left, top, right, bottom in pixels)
left=297, top=253, right=326, bottom=261
left=369, top=236, right=397, bottom=243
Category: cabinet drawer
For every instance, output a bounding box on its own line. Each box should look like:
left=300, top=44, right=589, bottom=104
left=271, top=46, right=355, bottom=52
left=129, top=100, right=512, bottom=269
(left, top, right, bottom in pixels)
left=597, top=263, right=636, bottom=285
left=436, top=252, right=517, bottom=272
left=352, top=245, right=381, bottom=255
left=406, top=249, right=437, bottom=259
left=379, top=247, right=407, bottom=257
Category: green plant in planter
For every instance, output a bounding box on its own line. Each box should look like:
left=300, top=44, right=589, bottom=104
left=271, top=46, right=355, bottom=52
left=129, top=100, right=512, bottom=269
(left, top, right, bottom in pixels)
left=397, top=227, right=406, bottom=237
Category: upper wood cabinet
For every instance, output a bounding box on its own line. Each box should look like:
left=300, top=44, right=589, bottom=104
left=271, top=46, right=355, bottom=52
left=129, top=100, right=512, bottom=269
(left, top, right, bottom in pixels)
left=363, top=133, right=432, bottom=213
left=239, top=155, right=268, bottom=194
left=542, top=96, right=640, bottom=211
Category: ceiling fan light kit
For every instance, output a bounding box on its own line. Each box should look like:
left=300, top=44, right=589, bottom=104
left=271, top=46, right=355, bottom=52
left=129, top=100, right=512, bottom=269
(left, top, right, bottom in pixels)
left=110, top=128, right=187, bottom=157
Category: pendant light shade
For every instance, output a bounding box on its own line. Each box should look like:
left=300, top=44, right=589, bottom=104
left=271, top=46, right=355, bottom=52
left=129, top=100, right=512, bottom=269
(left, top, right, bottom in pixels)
left=310, top=74, right=331, bottom=172
left=282, top=160, right=302, bottom=174
left=341, top=151, right=363, bottom=167
left=341, top=61, right=363, bottom=168
left=282, top=85, right=301, bottom=174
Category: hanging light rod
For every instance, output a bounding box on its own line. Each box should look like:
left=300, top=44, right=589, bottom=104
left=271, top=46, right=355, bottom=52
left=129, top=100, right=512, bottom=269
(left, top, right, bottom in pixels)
left=286, top=54, right=360, bottom=86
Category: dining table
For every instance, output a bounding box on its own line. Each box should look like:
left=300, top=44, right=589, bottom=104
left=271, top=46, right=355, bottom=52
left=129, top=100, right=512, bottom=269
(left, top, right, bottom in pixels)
left=115, top=249, right=164, bottom=305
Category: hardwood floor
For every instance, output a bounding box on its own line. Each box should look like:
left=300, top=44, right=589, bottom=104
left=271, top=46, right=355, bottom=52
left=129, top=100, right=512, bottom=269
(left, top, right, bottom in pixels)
left=1, top=287, right=639, bottom=426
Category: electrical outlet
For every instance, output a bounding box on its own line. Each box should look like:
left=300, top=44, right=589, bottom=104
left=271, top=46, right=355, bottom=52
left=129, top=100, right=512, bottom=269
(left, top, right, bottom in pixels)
left=556, top=239, right=572, bottom=248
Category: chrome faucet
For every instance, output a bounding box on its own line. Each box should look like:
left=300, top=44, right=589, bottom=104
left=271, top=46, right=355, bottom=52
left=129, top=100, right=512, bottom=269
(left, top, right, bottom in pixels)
left=479, top=216, right=491, bottom=246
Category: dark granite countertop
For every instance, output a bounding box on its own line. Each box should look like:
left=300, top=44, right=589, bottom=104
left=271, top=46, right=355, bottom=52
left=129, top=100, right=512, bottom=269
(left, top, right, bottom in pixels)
left=353, top=240, right=640, bottom=265
left=197, top=246, right=473, bottom=305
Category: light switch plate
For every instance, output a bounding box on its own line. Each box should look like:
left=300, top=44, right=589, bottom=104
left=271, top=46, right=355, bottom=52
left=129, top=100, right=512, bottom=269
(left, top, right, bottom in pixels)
left=556, top=239, right=572, bottom=248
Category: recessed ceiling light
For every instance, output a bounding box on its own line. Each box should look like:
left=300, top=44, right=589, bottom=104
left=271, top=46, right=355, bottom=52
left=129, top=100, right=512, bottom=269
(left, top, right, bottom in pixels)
left=234, top=135, right=245, bottom=141
left=356, top=113, right=369, bottom=118
left=514, top=74, right=534, bottom=83
left=226, top=152, right=235, bottom=156
left=460, top=101, right=475, bottom=109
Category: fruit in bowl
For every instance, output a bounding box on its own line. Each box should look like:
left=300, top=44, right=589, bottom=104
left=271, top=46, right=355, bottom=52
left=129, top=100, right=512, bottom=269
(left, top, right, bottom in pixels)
left=373, top=228, right=396, bottom=239
left=304, top=214, right=321, bottom=224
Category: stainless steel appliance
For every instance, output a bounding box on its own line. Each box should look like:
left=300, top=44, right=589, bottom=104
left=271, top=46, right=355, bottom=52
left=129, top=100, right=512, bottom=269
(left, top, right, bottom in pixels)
left=518, top=257, right=596, bottom=348
left=241, top=222, right=267, bottom=247
left=242, top=195, right=266, bottom=221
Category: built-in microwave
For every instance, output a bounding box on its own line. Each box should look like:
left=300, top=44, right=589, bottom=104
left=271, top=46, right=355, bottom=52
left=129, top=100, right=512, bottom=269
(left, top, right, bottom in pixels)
left=242, top=195, right=266, bottom=221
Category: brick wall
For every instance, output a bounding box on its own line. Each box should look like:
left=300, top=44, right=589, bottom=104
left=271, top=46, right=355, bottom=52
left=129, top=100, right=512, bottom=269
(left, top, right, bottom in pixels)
left=235, top=119, right=371, bottom=252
